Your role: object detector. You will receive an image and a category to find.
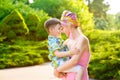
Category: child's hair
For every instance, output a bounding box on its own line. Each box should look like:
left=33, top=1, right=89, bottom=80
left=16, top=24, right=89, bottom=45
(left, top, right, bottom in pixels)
left=44, top=18, right=61, bottom=33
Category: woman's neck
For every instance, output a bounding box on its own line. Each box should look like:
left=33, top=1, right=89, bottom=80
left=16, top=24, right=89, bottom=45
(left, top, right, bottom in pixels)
left=70, top=27, right=82, bottom=40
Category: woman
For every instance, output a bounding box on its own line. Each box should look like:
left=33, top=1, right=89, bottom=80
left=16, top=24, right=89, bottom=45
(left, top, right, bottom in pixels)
left=54, top=10, right=90, bottom=80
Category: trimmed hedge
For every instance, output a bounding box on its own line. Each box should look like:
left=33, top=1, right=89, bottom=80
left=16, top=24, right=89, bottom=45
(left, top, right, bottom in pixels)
left=0, top=10, right=29, bottom=41
left=0, top=40, right=49, bottom=69
left=86, top=30, right=120, bottom=80
left=25, top=11, right=50, bottom=41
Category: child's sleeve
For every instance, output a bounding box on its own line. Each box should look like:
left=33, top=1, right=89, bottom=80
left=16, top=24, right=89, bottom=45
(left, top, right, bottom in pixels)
left=48, top=39, right=61, bottom=60
left=51, top=42, right=61, bottom=52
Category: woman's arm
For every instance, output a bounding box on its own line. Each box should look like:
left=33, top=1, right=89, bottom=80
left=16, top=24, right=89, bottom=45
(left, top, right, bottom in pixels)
left=54, top=50, right=72, bottom=58
left=54, top=48, right=78, bottom=58
left=54, top=39, right=79, bottom=58
left=56, top=37, right=88, bottom=72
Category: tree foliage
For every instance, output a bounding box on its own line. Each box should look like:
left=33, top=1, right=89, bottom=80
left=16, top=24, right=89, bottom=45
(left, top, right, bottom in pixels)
left=94, top=17, right=109, bottom=30
left=0, top=0, right=14, bottom=22
left=106, top=14, right=115, bottom=30
left=87, top=0, right=109, bottom=18
left=86, top=0, right=110, bottom=30
left=30, top=0, right=94, bottom=32
left=115, top=12, right=120, bottom=30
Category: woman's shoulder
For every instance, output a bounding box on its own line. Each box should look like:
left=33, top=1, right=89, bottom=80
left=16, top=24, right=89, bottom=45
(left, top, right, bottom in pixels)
left=84, top=35, right=89, bottom=42
left=78, top=34, right=86, bottom=40
left=77, top=34, right=89, bottom=45
left=64, top=39, right=70, bottom=42
left=63, top=39, right=69, bottom=45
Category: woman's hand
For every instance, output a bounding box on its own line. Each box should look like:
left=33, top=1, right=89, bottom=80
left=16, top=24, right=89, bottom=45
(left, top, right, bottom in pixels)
left=54, top=69, right=66, bottom=78
left=70, top=48, right=80, bottom=55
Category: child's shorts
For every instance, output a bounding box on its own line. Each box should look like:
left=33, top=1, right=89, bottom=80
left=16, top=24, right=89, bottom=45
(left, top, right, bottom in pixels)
left=59, top=60, right=82, bottom=73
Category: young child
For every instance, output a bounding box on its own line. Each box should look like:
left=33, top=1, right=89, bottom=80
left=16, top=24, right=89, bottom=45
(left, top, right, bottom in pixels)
left=44, top=18, right=83, bottom=80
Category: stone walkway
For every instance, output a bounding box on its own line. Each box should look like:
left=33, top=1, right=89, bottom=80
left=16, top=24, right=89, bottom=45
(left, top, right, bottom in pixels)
left=0, top=63, right=60, bottom=80
left=0, top=63, right=95, bottom=80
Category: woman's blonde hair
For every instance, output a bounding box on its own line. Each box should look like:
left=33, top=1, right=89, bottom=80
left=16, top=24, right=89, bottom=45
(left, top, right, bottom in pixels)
left=61, top=10, right=79, bottom=28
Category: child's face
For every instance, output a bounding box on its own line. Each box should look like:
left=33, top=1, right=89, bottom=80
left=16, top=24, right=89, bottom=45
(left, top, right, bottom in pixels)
left=49, top=24, right=62, bottom=37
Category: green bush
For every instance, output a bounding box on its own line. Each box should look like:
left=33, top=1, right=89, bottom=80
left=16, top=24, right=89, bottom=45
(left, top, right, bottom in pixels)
left=86, top=30, right=120, bottom=80
left=25, top=11, right=50, bottom=40
left=0, top=40, right=49, bottom=69
left=0, top=10, right=29, bottom=41
left=12, top=2, right=50, bottom=40
left=7, top=31, right=16, bottom=39
left=0, top=0, right=14, bottom=22
left=0, top=2, right=50, bottom=41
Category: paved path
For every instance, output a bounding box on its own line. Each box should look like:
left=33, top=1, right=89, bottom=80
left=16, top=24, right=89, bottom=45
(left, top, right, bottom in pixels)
left=0, top=63, right=60, bottom=80
left=0, top=63, right=95, bottom=80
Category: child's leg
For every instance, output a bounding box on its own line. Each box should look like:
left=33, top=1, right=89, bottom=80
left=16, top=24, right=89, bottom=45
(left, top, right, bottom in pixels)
left=63, top=65, right=84, bottom=80
left=59, top=60, right=84, bottom=80
left=75, top=66, right=84, bottom=80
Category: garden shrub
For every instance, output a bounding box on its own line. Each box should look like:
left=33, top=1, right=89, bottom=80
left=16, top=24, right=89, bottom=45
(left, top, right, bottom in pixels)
left=25, top=13, right=41, bottom=40
left=10, top=2, right=50, bottom=40
left=7, top=31, right=16, bottom=39
left=35, top=10, right=50, bottom=40
left=25, top=11, right=50, bottom=40
left=0, top=10, right=29, bottom=41
left=86, top=30, right=120, bottom=80
left=0, top=0, right=15, bottom=22
left=0, top=40, right=49, bottom=69
left=0, top=33, right=7, bottom=42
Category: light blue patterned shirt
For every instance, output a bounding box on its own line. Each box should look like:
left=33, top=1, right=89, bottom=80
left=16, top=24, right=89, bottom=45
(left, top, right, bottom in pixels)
left=48, top=35, right=69, bottom=68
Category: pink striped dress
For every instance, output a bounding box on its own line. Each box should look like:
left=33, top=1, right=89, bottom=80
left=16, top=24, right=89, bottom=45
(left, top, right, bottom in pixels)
left=62, top=51, right=90, bottom=80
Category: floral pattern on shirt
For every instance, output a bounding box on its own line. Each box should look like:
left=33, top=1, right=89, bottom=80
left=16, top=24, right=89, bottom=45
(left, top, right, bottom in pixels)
left=48, top=35, right=69, bottom=68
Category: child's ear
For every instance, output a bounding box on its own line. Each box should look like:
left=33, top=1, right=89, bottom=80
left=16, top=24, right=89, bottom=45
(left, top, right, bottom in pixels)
left=49, top=27, right=53, bottom=33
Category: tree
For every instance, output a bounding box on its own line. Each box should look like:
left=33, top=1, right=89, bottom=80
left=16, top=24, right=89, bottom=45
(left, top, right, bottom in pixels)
left=12, top=0, right=29, bottom=4
left=30, top=0, right=94, bottom=32
left=94, top=18, right=109, bottom=30
left=86, top=0, right=110, bottom=30
left=30, top=0, right=64, bottom=18
left=87, top=0, right=109, bottom=19
left=115, top=12, right=120, bottom=30
left=106, top=14, right=115, bottom=30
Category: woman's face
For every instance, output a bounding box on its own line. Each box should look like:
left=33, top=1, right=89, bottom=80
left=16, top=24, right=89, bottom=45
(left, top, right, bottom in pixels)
left=61, top=21, right=72, bottom=37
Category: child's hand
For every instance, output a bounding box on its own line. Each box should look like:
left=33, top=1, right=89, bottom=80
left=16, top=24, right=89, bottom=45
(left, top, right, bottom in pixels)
left=70, top=48, right=80, bottom=55
left=54, top=69, right=66, bottom=78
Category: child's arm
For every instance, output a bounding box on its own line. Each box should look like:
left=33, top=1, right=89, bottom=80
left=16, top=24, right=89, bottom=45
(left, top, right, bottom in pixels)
left=54, top=50, right=71, bottom=58
left=53, top=39, right=70, bottom=58
left=54, top=49, right=78, bottom=58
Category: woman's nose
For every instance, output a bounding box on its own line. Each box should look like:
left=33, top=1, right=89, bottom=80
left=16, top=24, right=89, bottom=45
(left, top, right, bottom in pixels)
left=61, top=21, right=67, bottom=27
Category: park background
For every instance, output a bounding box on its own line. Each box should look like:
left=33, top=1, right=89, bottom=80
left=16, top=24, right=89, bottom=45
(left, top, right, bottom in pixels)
left=0, top=0, right=120, bottom=80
